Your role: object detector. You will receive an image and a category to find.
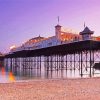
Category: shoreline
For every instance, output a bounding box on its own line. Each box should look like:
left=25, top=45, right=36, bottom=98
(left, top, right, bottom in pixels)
left=0, top=76, right=94, bottom=84
left=0, top=76, right=99, bottom=84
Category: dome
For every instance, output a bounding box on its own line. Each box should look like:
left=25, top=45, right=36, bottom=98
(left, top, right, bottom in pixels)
left=55, top=24, right=62, bottom=28
left=80, top=26, right=94, bottom=35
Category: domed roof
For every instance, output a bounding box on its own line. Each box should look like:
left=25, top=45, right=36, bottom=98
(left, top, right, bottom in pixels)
left=80, top=26, right=94, bottom=35
left=55, top=24, right=62, bottom=27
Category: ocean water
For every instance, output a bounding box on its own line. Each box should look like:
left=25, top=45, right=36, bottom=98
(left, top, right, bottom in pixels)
left=0, top=66, right=80, bottom=83
left=0, top=66, right=100, bottom=83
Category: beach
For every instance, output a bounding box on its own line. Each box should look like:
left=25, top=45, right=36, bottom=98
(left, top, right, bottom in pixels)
left=0, top=78, right=100, bottom=100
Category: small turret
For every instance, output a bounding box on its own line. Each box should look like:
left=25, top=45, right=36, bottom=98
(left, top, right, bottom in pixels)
left=55, top=24, right=62, bottom=39
left=79, top=26, right=94, bottom=40
left=55, top=16, right=62, bottom=40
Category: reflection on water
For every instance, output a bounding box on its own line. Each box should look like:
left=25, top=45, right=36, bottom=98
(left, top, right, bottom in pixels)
left=1, top=67, right=5, bottom=76
left=0, top=64, right=100, bottom=83
left=9, top=71, right=15, bottom=81
left=0, top=66, right=80, bottom=83
left=0, top=67, right=15, bottom=83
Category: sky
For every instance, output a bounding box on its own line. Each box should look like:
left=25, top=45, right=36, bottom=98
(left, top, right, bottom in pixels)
left=0, top=0, right=100, bottom=53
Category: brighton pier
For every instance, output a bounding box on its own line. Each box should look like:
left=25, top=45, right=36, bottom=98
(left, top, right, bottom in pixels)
left=2, top=23, right=100, bottom=78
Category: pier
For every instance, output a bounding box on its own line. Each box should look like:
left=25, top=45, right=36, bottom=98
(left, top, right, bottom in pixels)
left=3, top=25, right=100, bottom=78
left=4, top=40, right=100, bottom=78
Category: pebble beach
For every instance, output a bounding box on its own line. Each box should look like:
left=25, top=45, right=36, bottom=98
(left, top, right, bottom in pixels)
left=0, top=78, right=100, bottom=100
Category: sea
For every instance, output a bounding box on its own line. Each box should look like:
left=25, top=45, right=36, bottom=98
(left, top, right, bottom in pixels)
left=1, top=56, right=100, bottom=83
left=0, top=65, right=100, bottom=83
left=0, top=64, right=81, bottom=83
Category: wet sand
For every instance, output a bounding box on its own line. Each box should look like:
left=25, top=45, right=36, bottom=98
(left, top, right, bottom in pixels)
left=0, top=78, right=100, bottom=100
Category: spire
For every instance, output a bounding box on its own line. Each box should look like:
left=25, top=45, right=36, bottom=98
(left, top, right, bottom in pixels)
left=80, top=26, right=94, bottom=35
left=57, top=16, right=59, bottom=25
left=55, top=16, right=61, bottom=29
left=55, top=16, right=61, bottom=27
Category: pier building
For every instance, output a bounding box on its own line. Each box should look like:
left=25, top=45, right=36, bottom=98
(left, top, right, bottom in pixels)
left=10, top=24, right=81, bottom=53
